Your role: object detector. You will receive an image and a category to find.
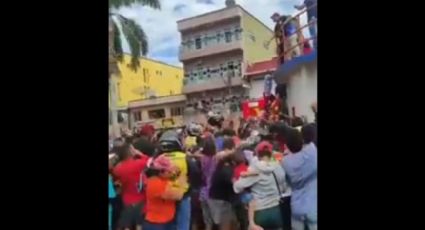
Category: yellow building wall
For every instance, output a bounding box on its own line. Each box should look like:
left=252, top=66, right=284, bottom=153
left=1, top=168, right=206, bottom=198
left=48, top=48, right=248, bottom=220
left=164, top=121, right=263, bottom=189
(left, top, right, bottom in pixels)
left=241, top=11, right=277, bottom=64
left=116, top=55, right=183, bottom=108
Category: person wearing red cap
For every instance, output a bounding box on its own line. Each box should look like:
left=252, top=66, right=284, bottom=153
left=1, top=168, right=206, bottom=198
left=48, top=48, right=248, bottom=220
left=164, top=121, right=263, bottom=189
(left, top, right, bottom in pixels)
left=139, top=124, right=155, bottom=141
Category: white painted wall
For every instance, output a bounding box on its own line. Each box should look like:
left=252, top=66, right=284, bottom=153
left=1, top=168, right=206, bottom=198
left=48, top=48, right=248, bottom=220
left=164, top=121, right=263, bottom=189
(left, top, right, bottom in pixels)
left=286, top=62, right=317, bottom=123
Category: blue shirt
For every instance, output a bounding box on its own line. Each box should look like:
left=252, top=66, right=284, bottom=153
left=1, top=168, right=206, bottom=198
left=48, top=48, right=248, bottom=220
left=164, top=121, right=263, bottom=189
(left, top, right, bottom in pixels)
left=285, top=21, right=297, bottom=36
left=282, top=143, right=317, bottom=222
left=215, top=136, right=224, bottom=151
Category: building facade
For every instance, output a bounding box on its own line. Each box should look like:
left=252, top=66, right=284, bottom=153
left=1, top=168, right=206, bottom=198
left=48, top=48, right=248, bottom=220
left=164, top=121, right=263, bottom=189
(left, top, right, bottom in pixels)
left=128, top=94, right=186, bottom=130
left=115, top=55, right=184, bottom=109
left=274, top=51, right=317, bottom=123
left=108, top=55, right=184, bottom=132
left=177, top=3, right=276, bottom=119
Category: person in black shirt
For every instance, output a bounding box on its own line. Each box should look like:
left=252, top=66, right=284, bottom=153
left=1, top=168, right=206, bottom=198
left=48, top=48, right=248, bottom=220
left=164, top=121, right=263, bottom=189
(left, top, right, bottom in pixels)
left=208, top=138, right=237, bottom=230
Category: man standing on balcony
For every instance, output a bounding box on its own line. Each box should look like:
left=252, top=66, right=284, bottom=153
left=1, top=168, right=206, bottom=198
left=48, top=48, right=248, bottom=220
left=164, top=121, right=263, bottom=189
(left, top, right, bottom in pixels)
left=271, top=13, right=291, bottom=64
left=295, top=0, right=317, bottom=48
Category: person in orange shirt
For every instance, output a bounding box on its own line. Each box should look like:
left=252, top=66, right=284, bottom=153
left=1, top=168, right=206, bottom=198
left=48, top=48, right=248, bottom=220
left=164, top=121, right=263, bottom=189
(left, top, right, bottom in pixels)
left=144, top=155, right=187, bottom=230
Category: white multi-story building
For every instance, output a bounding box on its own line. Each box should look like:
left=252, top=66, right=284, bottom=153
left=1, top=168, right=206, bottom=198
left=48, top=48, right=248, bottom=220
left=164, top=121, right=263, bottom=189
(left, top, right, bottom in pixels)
left=177, top=1, right=276, bottom=121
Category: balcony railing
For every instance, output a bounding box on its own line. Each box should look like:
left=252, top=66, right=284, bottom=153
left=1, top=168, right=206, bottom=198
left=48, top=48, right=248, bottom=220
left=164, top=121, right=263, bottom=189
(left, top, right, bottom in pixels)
left=182, top=71, right=243, bottom=94
left=280, top=3, right=317, bottom=62
left=179, top=39, right=243, bottom=61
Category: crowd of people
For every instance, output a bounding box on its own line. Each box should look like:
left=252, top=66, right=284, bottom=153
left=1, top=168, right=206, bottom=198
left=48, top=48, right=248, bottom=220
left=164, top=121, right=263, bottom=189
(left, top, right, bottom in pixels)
left=109, top=108, right=317, bottom=230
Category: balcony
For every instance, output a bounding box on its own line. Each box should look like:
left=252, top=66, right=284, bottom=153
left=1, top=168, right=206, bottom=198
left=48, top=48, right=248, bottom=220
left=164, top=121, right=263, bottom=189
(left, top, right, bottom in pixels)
left=179, top=40, right=243, bottom=61
left=274, top=3, right=317, bottom=83
left=182, top=75, right=244, bottom=94
left=275, top=3, right=317, bottom=64
left=177, top=6, right=242, bottom=32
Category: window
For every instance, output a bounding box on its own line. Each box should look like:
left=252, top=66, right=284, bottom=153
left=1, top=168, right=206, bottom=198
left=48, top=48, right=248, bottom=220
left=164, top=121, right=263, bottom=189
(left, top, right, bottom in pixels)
left=203, top=34, right=209, bottom=46
left=197, top=66, right=203, bottom=80
left=235, top=27, right=242, bottom=40
left=171, top=107, right=183, bottom=116
left=216, top=31, right=222, bottom=43
left=187, top=39, right=194, bottom=50
left=225, top=31, right=232, bottom=43
left=219, top=64, right=224, bottom=76
left=228, top=61, right=234, bottom=69
left=148, top=109, right=165, bottom=119
left=195, top=37, right=202, bottom=49
left=133, top=111, right=142, bottom=121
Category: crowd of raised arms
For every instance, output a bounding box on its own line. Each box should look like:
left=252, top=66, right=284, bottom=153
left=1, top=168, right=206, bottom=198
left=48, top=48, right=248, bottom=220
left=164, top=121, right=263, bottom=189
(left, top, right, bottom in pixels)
left=109, top=110, right=317, bottom=230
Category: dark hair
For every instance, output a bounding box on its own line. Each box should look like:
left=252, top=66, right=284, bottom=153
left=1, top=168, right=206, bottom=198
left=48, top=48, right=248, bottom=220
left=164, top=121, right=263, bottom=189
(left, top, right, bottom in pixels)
left=208, top=116, right=223, bottom=129
left=223, top=137, right=236, bottom=150
left=196, top=136, right=203, bottom=145
left=233, top=149, right=247, bottom=165
left=301, top=123, right=317, bottom=145
left=222, top=128, right=236, bottom=137
left=269, top=122, right=290, bottom=138
left=133, top=137, right=156, bottom=157
left=145, top=167, right=161, bottom=178
left=286, top=128, right=304, bottom=153
left=214, top=131, right=223, bottom=138
left=125, top=135, right=135, bottom=144
left=116, top=144, right=132, bottom=161
left=202, top=136, right=217, bottom=157
left=217, top=153, right=234, bottom=167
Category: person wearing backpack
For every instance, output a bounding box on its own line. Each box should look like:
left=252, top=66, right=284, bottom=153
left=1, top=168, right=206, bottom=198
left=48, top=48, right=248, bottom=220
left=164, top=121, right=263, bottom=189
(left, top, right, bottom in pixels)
left=158, top=130, right=202, bottom=230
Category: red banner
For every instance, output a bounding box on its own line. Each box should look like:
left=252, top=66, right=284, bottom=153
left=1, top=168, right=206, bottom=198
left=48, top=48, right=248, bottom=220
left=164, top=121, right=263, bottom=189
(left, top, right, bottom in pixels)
left=242, top=98, right=266, bottom=120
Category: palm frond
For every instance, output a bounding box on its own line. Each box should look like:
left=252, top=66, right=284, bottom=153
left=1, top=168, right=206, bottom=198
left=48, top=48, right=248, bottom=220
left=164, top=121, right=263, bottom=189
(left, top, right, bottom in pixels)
left=113, top=20, right=124, bottom=62
left=109, top=0, right=161, bottom=10
left=117, top=15, right=148, bottom=72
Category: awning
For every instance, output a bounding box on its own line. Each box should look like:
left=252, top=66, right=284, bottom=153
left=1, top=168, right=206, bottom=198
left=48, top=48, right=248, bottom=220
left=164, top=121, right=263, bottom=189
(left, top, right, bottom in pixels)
left=274, top=50, right=317, bottom=84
